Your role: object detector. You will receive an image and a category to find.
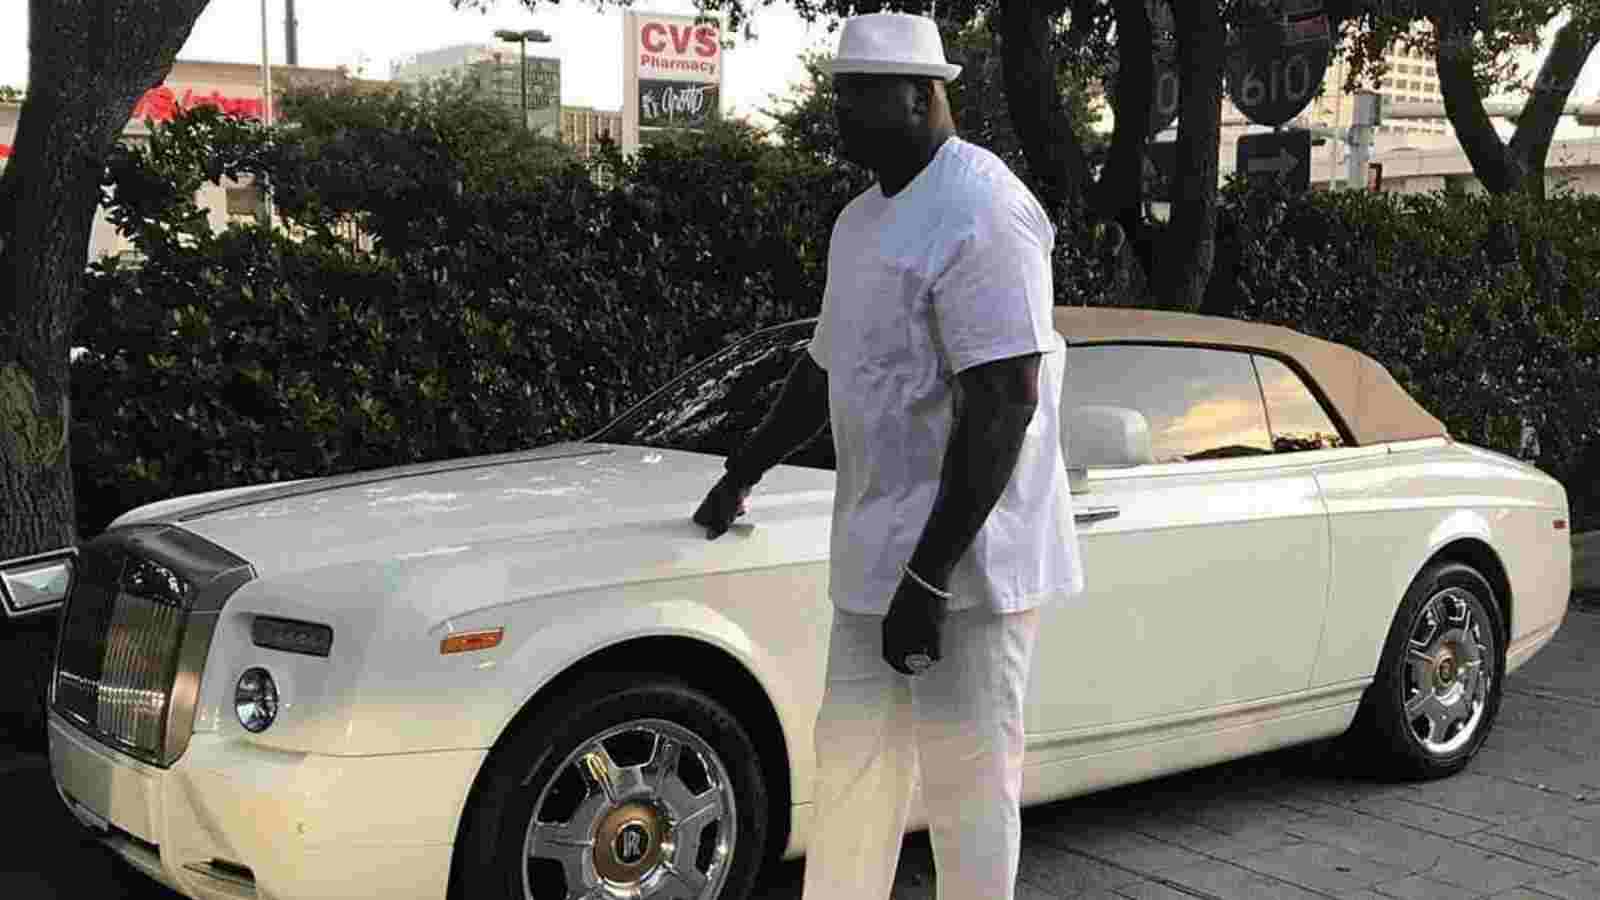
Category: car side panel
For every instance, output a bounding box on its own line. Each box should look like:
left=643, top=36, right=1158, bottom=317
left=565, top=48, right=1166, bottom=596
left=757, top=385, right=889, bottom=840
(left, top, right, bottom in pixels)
left=1311, top=439, right=1570, bottom=688
left=1025, top=457, right=1330, bottom=744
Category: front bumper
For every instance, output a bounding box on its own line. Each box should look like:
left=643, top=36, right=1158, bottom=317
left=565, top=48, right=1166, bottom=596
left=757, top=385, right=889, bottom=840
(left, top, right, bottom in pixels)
left=49, top=711, right=486, bottom=900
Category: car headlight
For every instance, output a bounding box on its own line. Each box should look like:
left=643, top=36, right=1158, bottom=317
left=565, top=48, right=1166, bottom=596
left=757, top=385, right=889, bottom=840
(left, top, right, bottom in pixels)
left=235, top=667, right=279, bottom=733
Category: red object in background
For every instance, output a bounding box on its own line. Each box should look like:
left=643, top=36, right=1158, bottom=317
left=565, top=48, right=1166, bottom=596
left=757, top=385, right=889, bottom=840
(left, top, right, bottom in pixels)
left=131, top=85, right=265, bottom=123
left=0, top=86, right=262, bottom=164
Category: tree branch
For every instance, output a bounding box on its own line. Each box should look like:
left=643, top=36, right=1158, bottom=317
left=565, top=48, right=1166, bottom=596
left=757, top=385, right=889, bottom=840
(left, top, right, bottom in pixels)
left=1508, top=16, right=1600, bottom=199
left=1433, top=7, right=1521, bottom=195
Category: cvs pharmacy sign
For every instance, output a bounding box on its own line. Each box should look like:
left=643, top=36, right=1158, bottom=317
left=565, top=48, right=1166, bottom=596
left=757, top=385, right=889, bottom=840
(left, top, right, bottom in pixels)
left=636, top=14, right=721, bottom=80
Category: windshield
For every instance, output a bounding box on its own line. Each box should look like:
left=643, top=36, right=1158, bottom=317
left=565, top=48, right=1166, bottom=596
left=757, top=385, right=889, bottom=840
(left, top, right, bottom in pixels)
left=590, top=321, right=835, bottom=470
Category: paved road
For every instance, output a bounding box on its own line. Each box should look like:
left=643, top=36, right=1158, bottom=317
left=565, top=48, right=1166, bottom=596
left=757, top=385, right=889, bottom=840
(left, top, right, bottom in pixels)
left=7, top=603, right=1600, bottom=899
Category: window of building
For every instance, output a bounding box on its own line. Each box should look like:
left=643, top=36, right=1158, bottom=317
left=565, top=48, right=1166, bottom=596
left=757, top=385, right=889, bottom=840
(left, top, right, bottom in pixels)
left=1252, top=356, right=1345, bottom=452
left=1065, top=345, right=1274, bottom=463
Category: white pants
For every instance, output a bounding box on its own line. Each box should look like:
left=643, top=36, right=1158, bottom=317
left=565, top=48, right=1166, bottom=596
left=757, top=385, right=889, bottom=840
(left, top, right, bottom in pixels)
left=801, top=605, right=1042, bottom=900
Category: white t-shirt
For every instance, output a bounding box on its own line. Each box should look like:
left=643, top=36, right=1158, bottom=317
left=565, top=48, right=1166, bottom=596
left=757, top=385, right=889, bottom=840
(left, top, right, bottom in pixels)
left=808, top=137, right=1085, bottom=616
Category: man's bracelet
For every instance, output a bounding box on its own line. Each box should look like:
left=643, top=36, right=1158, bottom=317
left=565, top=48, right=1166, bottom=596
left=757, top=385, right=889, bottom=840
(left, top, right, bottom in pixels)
left=902, top=564, right=954, bottom=602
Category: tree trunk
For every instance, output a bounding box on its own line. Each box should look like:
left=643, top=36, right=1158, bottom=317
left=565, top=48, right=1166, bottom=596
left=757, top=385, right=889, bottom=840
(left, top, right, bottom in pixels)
left=1159, top=0, right=1224, bottom=311
left=997, top=0, right=1090, bottom=219
left=1433, top=7, right=1521, bottom=195
left=0, top=0, right=209, bottom=559
left=1093, top=0, right=1153, bottom=236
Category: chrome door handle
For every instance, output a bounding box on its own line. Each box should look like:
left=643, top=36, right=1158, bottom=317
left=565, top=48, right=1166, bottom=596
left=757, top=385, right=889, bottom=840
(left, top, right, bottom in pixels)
left=1074, top=505, right=1121, bottom=524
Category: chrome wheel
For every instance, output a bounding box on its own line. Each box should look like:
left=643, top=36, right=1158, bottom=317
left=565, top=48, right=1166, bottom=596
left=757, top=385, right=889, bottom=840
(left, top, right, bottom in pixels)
left=1404, top=586, right=1495, bottom=756
left=523, top=719, right=738, bottom=900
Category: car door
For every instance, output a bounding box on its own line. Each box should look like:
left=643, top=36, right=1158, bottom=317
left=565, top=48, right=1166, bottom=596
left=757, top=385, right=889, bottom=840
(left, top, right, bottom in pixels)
left=1025, top=344, right=1333, bottom=748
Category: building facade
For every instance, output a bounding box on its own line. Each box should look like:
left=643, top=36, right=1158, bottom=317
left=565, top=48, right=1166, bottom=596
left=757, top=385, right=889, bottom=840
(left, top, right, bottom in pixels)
left=561, top=105, right=624, bottom=160
left=1301, top=46, right=1452, bottom=142
left=391, top=44, right=562, bottom=139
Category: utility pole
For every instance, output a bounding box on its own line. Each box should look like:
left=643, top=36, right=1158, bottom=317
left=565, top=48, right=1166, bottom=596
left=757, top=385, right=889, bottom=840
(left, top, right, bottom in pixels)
left=284, top=0, right=299, bottom=65
left=1348, top=91, right=1380, bottom=190
left=258, top=0, right=275, bottom=227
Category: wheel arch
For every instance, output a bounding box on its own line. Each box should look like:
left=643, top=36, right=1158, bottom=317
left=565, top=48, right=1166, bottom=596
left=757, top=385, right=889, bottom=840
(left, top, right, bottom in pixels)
left=449, top=634, right=794, bottom=891
left=1425, top=537, right=1513, bottom=647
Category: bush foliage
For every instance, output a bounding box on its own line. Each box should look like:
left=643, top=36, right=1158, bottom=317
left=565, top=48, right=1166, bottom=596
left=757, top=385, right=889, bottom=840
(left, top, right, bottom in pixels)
left=69, top=87, right=1599, bottom=538
left=1216, top=181, right=1600, bottom=530
left=72, top=90, right=868, bottom=535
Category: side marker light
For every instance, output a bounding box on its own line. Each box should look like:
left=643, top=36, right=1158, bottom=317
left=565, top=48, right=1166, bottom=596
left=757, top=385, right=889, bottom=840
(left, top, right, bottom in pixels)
left=441, top=628, right=504, bottom=654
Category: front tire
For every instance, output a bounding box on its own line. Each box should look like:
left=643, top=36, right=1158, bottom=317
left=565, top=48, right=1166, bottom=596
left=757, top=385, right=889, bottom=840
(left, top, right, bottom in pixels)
left=1347, top=561, right=1504, bottom=780
left=453, top=673, right=770, bottom=900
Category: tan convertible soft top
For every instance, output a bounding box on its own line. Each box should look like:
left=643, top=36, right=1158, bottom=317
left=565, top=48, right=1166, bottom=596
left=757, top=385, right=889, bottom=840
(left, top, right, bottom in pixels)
left=1052, top=307, right=1448, bottom=446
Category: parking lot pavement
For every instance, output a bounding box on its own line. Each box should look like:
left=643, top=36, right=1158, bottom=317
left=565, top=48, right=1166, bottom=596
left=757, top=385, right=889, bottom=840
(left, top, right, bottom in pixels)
left=7, top=603, right=1600, bottom=900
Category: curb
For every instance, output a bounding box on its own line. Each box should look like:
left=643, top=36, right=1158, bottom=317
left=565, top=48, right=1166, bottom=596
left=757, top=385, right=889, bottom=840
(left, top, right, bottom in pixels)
left=1576, top=531, right=1600, bottom=594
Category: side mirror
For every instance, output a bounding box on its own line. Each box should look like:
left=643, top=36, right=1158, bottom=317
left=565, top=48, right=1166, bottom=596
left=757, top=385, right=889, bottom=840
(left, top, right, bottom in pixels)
left=0, top=547, right=77, bottom=619
left=1064, top=405, right=1155, bottom=469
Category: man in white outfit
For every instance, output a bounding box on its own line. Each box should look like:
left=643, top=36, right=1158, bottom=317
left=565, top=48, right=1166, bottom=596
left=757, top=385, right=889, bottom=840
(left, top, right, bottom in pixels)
left=693, top=12, right=1083, bottom=899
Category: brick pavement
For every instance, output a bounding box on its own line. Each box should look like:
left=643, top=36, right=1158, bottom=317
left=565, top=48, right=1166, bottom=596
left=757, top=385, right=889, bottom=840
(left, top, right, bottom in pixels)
left=750, top=603, right=1600, bottom=899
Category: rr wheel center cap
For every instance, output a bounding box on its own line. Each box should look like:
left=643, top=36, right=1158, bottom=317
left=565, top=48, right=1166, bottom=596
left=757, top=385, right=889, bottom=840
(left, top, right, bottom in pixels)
left=1437, top=656, right=1457, bottom=686
left=592, top=802, right=666, bottom=883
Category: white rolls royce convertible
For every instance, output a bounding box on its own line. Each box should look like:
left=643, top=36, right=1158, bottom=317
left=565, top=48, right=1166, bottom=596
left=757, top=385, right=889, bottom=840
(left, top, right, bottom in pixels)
left=25, top=307, right=1571, bottom=900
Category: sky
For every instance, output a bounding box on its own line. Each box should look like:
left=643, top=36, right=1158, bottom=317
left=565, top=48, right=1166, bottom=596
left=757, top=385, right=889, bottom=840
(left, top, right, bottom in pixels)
left=0, top=0, right=841, bottom=124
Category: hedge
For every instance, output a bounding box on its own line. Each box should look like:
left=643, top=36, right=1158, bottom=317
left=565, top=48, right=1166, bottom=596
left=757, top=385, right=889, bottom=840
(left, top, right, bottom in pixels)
left=68, top=117, right=1600, bottom=537
left=1216, top=182, right=1600, bottom=531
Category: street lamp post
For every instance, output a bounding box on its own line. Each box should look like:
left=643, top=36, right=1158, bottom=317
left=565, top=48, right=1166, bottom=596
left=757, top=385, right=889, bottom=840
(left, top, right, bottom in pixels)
left=493, top=28, right=553, bottom=132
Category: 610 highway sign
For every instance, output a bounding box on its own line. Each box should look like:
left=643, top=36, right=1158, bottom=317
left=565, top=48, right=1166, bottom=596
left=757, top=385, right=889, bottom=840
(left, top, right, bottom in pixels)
left=1225, top=0, right=1332, bottom=128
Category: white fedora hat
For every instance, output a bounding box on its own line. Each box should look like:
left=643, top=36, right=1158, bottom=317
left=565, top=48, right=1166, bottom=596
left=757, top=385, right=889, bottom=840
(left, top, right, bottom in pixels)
left=825, top=13, right=962, bottom=82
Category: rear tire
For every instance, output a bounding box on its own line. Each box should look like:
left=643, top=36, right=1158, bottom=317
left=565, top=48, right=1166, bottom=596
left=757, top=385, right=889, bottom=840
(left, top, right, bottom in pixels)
left=1344, top=562, right=1504, bottom=780
left=452, top=673, right=770, bottom=900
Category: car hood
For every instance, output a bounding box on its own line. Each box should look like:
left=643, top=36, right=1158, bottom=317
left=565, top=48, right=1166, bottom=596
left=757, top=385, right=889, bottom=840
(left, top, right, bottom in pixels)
left=117, top=443, right=836, bottom=578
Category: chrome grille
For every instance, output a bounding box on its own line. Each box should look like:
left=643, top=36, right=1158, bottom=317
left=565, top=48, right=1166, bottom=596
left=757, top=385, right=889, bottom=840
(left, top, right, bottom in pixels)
left=95, top=593, right=184, bottom=753
left=55, top=548, right=189, bottom=763
left=53, top=527, right=251, bottom=768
